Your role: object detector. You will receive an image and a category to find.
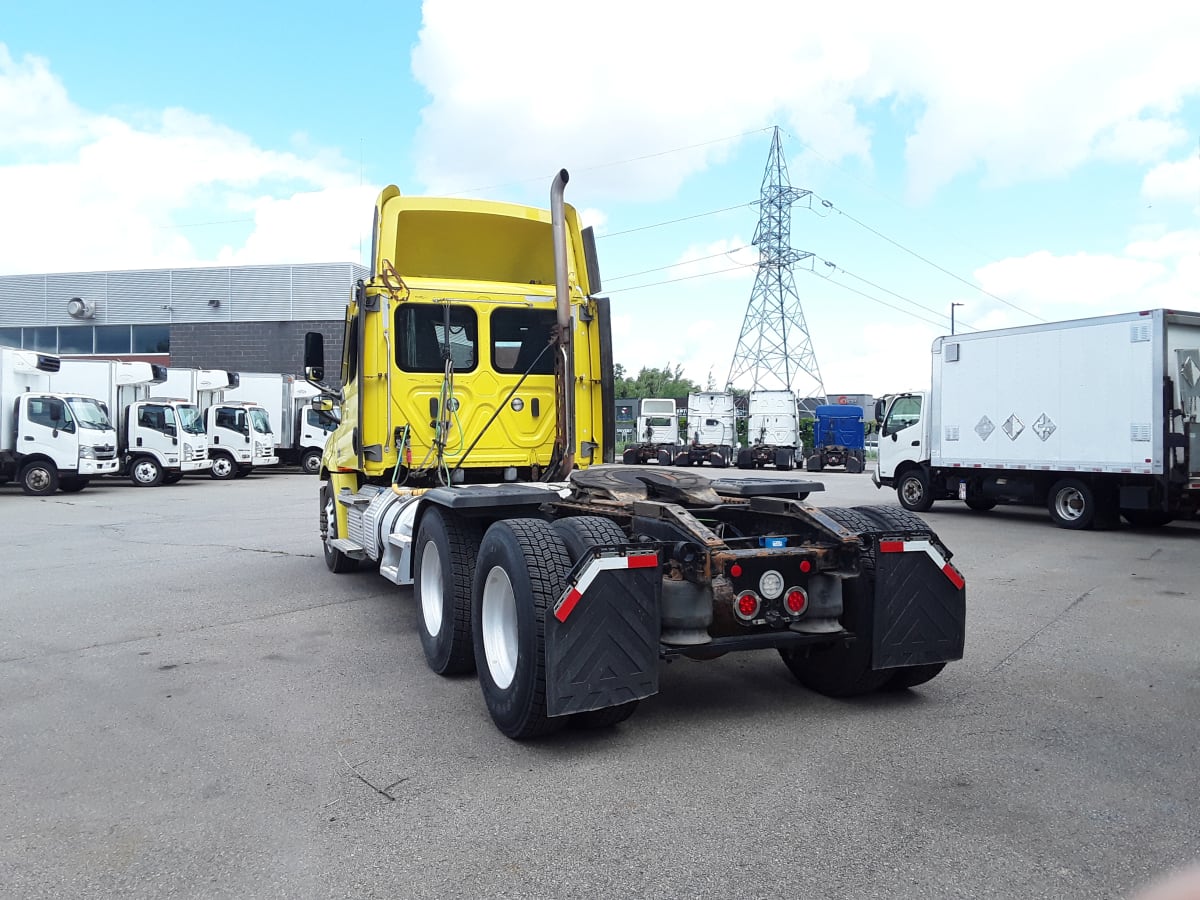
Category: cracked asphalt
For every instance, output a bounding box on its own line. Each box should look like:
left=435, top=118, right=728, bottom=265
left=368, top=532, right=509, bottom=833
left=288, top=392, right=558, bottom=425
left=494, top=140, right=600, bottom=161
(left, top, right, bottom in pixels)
left=1, top=468, right=1198, bottom=899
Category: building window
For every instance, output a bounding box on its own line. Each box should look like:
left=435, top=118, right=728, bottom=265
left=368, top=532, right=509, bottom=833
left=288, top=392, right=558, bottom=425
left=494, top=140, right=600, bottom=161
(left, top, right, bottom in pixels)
left=0, top=327, right=20, bottom=348
left=58, top=327, right=94, bottom=354
left=132, top=325, right=169, bottom=353
left=95, top=325, right=132, bottom=354
left=27, top=326, right=57, bottom=352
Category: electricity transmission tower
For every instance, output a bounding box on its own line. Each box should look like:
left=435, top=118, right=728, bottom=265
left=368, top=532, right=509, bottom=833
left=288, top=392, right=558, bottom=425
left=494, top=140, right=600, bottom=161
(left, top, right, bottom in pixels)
left=727, top=127, right=825, bottom=399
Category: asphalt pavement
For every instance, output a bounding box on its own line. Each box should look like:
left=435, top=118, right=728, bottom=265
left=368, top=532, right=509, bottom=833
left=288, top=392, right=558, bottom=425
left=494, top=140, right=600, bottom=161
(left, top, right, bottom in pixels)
left=1, top=466, right=1197, bottom=899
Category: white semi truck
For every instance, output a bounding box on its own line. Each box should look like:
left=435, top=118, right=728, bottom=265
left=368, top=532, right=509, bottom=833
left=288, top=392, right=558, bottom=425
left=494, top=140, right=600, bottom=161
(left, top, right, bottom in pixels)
left=621, top=398, right=680, bottom=465
left=1, top=347, right=120, bottom=495
left=874, top=308, right=1200, bottom=529
left=738, top=390, right=801, bottom=470
left=224, top=372, right=338, bottom=474
left=675, top=391, right=735, bottom=467
left=48, top=359, right=211, bottom=486
left=162, top=368, right=278, bottom=479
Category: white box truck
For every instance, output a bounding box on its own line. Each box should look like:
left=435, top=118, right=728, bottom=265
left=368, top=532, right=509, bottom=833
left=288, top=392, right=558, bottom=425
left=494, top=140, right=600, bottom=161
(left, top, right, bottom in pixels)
left=162, top=368, right=279, bottom=479
left=48, top=359, right=211, bottom=486
left=1, top=347, right=120, bottom=495
left=675, top=392, right=735, bottom=467
left=621, top=398, right=679, bottom=465
left=873, top=309, right=1200, bottom=529
left=738, top=390, right=800, bottom=471
left=223, top=372, right=338, bottom=474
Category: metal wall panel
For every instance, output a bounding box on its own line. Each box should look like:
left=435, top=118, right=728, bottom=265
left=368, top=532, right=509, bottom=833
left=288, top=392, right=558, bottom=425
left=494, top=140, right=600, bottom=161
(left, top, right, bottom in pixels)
left=45, top=272, right=109, bottom=325
left=0, top=276, right=47, bottom=325
left=231, top=265, right=293, bottom=321
left=170, top=267, right=233, bottom=322
left=106, top=270, right=173, bottom=324
left=291, top=263, right=357, bottom=318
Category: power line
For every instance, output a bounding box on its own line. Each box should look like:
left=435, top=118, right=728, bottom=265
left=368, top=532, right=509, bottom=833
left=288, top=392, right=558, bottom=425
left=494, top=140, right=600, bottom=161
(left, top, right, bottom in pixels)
left=816, top=195, right=1044, bottom=322
left=808, top=270, right=947, bottom=329
left=603, top=260, right=759, bottom=295
left=605, top=245, right=753, bottom=282
left=597, top=200, right=757, bottom=239
left=831, top=264, right=979, bottom=332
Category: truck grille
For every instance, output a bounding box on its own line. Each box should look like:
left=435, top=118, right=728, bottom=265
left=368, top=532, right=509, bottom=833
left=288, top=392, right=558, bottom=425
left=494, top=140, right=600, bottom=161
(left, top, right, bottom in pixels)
left=95, top=446, right=117, bottom=460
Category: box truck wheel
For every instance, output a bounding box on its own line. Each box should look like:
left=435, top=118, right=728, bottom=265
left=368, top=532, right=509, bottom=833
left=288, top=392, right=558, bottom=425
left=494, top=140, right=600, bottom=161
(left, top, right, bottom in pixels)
left=320, top=483, right=358, bottom=573
left=300, top=448, right=322, bottom=475
left=210, top=452, right=237, bottom=480
left=1047, top=478, right=1098, bottom=530
left=965, top=496, right=996, bottom=511
left=778, top=506, right=892, bottom=696
left=19, top=460, right=58, bottom=496
left=415, top=507, right=483, bottom=676
left=58, top=476, right=89, bottom=493
left=1122, top=509, right=1174, bottom=528
left=130, top=456, right=164, bottom=487
left=896, top=470, right=934, bottom=512
left=472, top=518, right=571, bottom=740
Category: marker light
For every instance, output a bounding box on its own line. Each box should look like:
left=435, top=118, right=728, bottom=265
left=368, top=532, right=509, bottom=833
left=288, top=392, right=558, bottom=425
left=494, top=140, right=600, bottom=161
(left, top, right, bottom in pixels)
left=735, top=591, right=761, bottom=621
left=784, top=588, right=808, bottom=615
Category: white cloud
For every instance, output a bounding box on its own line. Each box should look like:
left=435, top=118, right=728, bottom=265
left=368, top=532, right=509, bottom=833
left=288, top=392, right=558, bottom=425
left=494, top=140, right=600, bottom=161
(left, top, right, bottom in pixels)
left=0, top=44, right=367, bottom=275
left=410, top=1, right=1200, bottom=201
left=1142, top=155, right=1200, bottom=204
left=668, top=238, right=758, bottom=282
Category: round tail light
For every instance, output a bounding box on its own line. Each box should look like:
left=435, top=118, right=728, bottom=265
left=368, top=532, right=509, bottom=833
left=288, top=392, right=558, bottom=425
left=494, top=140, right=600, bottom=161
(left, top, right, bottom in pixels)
left=734, top=591, right=761, bottom=621
left=784, top=587, right=808, bottom=616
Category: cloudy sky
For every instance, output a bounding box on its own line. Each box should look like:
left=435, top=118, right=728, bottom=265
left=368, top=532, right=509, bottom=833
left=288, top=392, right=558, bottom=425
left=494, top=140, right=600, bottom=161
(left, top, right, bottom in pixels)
left=2, top=0, right=1198, bottom=395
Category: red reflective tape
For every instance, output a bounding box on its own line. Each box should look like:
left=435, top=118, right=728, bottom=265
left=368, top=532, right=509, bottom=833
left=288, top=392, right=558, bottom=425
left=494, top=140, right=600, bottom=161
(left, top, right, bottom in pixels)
left=554, top=588, right=582, bottom=623
left=627, top=554, right=658, bottom=569
left=879, top=540, right=905, bottom=553
left=942, top=563, right=966, bottom=590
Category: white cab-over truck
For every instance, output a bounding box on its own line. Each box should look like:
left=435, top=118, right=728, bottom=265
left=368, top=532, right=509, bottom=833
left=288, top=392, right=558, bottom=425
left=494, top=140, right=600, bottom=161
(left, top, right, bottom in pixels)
left=48, top=359, right=211, bottom=486
left=738, top=389, right=801, bottom=471
left=874, top=309, right=1200, bottom=529
left=224, top=372, right=337, bottom=474
left=621, top=398, right=680, bottom=465
left=1, top=347, right=120, bottom=494
left=675, top=391, right=735, bottom=467
left=162, top=368, right=279, bottom=479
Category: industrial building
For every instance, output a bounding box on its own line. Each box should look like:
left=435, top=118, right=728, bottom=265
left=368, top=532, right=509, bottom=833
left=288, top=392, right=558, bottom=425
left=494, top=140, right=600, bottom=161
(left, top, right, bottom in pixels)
left=0, top=262, right=366, bottom=379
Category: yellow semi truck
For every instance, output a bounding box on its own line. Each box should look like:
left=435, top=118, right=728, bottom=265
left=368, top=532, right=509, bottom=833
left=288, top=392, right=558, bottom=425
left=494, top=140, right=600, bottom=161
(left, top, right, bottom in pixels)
left=305, top=171, right=967, bottom=739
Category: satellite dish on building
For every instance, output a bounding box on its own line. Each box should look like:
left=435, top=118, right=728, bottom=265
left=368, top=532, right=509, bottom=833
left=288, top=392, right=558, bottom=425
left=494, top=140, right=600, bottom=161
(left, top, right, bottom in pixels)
left=66, top=297, right=96, bottom=319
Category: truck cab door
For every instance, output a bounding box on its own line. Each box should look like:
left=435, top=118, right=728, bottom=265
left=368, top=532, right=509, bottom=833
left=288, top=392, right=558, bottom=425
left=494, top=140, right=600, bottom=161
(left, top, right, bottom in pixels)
left=133, top=403, right=178, bottom=458
left=878, top=392, right=927, bottom=478
left=19, top=395, right=76, bottom=464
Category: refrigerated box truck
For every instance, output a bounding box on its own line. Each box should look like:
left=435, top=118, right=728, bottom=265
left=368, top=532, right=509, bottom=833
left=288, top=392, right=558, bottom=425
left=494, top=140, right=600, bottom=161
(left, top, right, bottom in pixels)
left=224, top=372, right=337, bottom=473
left=161, top=368, right=278, bottom=479
left=873, top=309, right=1200, bottom=529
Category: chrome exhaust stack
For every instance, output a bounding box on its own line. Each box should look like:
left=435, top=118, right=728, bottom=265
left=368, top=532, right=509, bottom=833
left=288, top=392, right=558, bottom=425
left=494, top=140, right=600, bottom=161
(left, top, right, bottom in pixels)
left=550, top=169, right=575, bottom=479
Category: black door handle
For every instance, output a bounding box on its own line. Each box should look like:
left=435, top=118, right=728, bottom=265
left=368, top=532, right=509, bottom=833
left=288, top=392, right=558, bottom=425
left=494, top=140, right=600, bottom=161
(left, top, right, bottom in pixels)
left=911, top=440, right=920, bottom=447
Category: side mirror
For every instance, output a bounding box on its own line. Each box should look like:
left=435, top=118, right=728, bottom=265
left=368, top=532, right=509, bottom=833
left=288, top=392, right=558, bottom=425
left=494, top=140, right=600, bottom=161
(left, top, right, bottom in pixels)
left=304, top=331, right=325, bottom=382
left=873, top=399, right=885, bottom=423
left=311, top=397, right=335, bottom=412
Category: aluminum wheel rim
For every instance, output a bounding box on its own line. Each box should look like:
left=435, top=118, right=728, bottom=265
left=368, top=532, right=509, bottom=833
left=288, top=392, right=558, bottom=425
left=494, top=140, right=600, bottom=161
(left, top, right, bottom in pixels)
left=481, top=565, right=518, bottom=690
left=1054, top=487, right=1085, bottom=521
left=901, top=477, right=924, bottom=505
left=133, top=460, right=157, bottom=483
left=419, top=541, right=443, bottom=638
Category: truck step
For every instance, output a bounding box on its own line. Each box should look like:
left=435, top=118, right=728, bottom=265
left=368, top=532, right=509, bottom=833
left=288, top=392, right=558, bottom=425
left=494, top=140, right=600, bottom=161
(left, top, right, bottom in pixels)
left=329, top=538, right=366, bottom=557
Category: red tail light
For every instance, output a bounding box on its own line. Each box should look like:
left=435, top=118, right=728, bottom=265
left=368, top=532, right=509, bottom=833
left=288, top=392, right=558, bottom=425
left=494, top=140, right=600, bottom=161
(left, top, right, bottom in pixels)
left=734, top=591, right=760, bottom=621
left=784, top=588, right=808, bottom=615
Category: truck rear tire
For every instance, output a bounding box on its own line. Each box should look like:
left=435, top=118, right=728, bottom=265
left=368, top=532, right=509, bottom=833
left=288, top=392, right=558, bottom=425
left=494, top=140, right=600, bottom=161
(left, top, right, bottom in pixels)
left=736, top=449, right=753, bottom=469
left=130, top=456, right=164, bottom=487
left=896, top=470, right=934, bottom=512
left=778, top=506, right=892, bottom=697
left=58, top=476, right=89, bottom=493
left=885, top=663, right=946, bottom=690
left=472, top=518, right=571, bottom=739
left=300, top=448, right=322, bottom=475
left=1047, top=478, right=1097, bottom=530
left=846, top=455, right=863, bottom=474
left=415, top=507, right=483, bottom=676
left=20, top=461, right=58, bottom=496
left=622, top=447, right=638, bottom=465
left=656, top=448, right=672, bottom=466
left=210, top=452, right=237, bottom=480
left=807, top=454, right=824, bottom=473
left=320, top=483, right=358, bottom=574
left=570, top=702, right=640, bottom=729
left=774, top=450, right=793, bottom=470
left=708, top=451, right=727, bottom=468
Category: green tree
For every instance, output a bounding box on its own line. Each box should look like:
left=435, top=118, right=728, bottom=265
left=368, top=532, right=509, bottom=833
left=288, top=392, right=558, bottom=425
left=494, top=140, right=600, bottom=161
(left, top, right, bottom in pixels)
left=614, top=363, right=700, bottom=400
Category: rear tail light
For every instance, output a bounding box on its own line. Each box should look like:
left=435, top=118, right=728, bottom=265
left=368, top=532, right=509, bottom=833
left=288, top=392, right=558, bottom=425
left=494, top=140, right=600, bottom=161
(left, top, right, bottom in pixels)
left=734, top=591, right=761, bottom=621
left=784, top=587, right=808, bottom=616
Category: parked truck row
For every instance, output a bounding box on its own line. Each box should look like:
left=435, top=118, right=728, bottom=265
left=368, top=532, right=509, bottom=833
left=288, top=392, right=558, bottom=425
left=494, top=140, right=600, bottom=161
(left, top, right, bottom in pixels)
left=2, top=347, right=336, bottom=495
left=308, top=169, right=966, bottom=740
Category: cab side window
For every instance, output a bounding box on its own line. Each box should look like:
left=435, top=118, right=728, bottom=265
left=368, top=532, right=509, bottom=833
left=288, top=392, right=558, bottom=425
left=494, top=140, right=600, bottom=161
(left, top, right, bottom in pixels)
left=215, top=408, right=246, bottom=432
left=28, top=397, right=72, bottom=431
left=883, top=396, right=922, bottom=435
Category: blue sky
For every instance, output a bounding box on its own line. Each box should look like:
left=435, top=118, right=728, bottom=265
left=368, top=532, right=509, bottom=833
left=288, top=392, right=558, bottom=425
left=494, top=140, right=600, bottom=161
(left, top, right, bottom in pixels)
left=2, top=1, right=1198, bottom=395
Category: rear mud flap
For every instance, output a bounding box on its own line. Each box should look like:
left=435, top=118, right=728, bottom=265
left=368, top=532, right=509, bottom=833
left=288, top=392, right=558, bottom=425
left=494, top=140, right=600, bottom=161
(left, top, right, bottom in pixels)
left=872, top=541, right=966, bottom=669
left=545, top=550, right=662, bottom=717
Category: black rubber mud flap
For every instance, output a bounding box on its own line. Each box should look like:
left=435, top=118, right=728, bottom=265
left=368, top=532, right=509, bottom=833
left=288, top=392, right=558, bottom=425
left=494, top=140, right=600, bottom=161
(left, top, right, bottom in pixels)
left=544, top=549, right=662, bottom=717
left=872, top=541, right=966, bottom=669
